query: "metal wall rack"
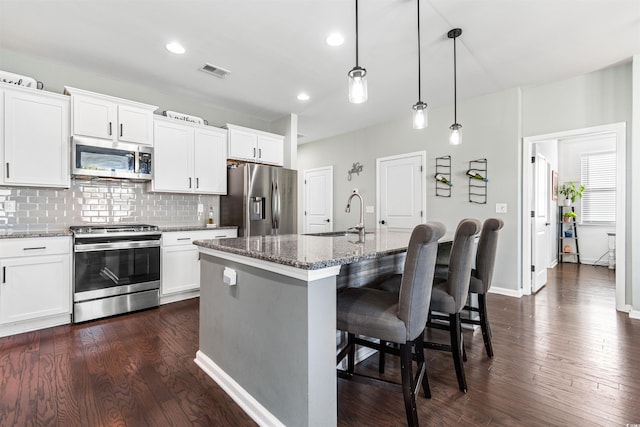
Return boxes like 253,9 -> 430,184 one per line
468,158 -> 487,204
435,155 -> 452,197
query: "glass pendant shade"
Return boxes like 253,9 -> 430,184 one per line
348,66 -> 368,104
412,101 -> 428,129
449,123 -> 462,145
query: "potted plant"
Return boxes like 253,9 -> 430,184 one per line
563,211 -> 577,222
559,181 -> 585,206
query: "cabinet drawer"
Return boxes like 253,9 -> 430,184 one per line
162,229 -> 237,247
0,236 -> 71,258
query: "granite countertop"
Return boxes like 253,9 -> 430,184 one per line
193,229 -> 416,270
0,229 -> 72,239
159,225 -> 238,233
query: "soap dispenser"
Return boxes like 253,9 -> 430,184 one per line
208,206 -> 215,226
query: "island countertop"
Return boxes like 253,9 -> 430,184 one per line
193,229 -> 417,270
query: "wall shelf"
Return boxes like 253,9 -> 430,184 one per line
468,158 -> 487,204
435,155 -> 452,197
558,205 -> 581,264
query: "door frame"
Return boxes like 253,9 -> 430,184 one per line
522,123 -> 626,311
302,166 -> 333,234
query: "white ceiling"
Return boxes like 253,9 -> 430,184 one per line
1,0 -> 639,143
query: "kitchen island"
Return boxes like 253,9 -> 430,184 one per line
193,230 -> 419,427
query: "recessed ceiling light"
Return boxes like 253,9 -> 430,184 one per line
326,33 -> 344,47
166,42 -> 186,54
297,93 -> 310,101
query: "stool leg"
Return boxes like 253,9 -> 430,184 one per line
347,333 -> 356,374
414,332 -> 430,398
478,294 -> 494,358
400,342 -> 419,427
379,340 -> 387,373
449,313 -> 467,393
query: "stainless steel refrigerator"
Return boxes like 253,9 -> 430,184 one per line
220,164 -> 297,237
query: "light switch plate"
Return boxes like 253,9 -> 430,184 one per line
495,203 -> 507,213
197,204 -> 204,213
365,206 -> 374,214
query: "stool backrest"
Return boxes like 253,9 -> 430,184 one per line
398,222 -> 446,341
475,218 -> 504,293
447,219 -> 482,313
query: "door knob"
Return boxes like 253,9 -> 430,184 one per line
325,219 -> 330,222
380,220 -> 386,225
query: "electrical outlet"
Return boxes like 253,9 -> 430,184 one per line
365,206 -> 374,214
197,204 -> 204,213
495,203 -> 507,214
4,200 -> 16,213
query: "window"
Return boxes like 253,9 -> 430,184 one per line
580,151 -> 616,223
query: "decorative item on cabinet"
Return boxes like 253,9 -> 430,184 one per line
468,158 -> 487,204
347,162 -> 363,181
0,69 -> 43,89
163,110 -> 208,125
435,155 -> 452,197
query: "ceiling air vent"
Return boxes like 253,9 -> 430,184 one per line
199,63 -> 231,79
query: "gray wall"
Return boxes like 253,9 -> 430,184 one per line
298,61 -> 635,298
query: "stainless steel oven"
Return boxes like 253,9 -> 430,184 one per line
71,224 -> 161,323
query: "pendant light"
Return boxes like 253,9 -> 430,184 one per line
412,0 -> 428,129
448,28 -> 462,145
348,0 -> 367,103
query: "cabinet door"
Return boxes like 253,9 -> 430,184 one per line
161,245 -> 200,295
72,94 -> 117,140
3,89 -> 70,187
194,128 -> 227,194
0,255 -> 71,324
258,134 -> 284,166
118,104 -> 154,145
228,127 -> 258,161
153,120 -> 193,192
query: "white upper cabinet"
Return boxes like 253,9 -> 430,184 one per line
151,116 -> 227,194
226,124 -> 284,166
65,86 -> 157,145
0,84 -> 70,188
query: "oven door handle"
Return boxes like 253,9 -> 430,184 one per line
74,240 -> 160,252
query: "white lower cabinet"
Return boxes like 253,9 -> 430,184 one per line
160,229 -> 237,304
0,236 -> 72,337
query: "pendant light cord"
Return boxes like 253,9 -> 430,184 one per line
355,0 -> 359,67
453,32 -> 457,123
417,0 -> 422,102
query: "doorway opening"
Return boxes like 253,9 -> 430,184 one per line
522,123 -> 626,311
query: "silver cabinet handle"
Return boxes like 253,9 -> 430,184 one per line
120,123 -> 123,137
189,177 -> 192,188
258,148 -> 262,158
5,162 -> 9,179
253,147 -> 256,158
23,246 -> 46,251
109,122 -> 112,136
177,237 -> 191,241
2,266 -> 5,284
196,177 -> 199,189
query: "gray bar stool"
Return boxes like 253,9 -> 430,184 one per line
336,222 -> 446,427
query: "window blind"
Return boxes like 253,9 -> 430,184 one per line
580,151 -> 616,223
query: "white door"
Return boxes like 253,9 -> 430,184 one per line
377,152 -> 425,229
532,153 -> 549,292
303,166 -> 333,233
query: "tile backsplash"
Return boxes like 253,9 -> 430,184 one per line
0,179 -> 219,232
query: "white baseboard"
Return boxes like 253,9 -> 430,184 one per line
629,309 -> 640,320
489,286 -> 523,298
160,290 -> 199,305
194,350 -> 285,427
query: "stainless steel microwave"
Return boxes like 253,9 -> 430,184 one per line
72,136 -> 152,181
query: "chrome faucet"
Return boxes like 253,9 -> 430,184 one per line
345,189 -> 365,240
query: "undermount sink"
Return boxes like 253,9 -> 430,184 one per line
304,230 -> 373,237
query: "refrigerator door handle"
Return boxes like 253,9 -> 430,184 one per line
271,180 -> 280,230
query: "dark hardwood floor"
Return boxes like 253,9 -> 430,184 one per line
1,264 -> 638,426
